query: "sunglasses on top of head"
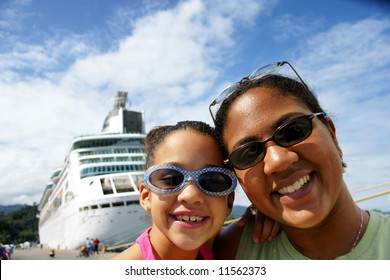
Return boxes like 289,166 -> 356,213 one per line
225,112 -> 326,170
144,164 -> 237,196
209,61 -> 309,124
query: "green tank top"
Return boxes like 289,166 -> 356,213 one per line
236,210 -> 390,259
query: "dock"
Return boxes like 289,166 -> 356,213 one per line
9,247 -> 118,260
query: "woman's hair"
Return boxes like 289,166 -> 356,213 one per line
214,74 -> 327,156
144,120 -> 219,168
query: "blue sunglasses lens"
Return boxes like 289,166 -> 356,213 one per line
148,168 -> 233,194
150,168 -> 184,189
198,171 -> 233,193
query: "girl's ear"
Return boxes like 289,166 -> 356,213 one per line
226,192 -> 235,216
139,183 -> 151,212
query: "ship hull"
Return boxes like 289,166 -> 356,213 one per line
38,193 -> 150,250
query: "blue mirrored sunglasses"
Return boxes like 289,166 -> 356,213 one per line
144,164 -> 237,196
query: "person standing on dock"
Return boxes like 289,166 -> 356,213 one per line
93,238 -> 100,254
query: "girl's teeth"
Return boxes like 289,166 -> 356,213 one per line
175,215 -> 205,222
278,174 -> 310,195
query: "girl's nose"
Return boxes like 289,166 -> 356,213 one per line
177,179 -> 205,204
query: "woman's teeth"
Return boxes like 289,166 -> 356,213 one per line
278,174 -> 310,195
175,215 -> 205,222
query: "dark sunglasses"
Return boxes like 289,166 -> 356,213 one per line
144,164 -> 237,196
225,113 -> 326,170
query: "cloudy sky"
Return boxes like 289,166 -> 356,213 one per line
1,0 -> 389,211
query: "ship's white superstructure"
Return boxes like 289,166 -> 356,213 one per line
38,92 -> 150,250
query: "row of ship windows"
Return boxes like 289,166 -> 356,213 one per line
79,148 -> 145,157
73,138 -> 144,150
80,164 -> 145,179
79,200 -> 140,211
80,156 -> 145,165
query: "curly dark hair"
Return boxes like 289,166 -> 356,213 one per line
144,120 -> 220,168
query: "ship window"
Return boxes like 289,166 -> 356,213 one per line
72,137 -> 145,151
100,203 -> 110,208
113,176 -> 134,193
101,178 -> 114,195
112,201 -> 124,207
81,163 -> 146,179
126,201 -> 140,205
83,206 -> 89,211
132,156 -> 143,161
90,205 -> 98,209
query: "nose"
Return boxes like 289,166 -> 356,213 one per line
177,178 -> 205,204
263,143 -> 298,175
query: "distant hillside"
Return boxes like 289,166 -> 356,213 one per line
0,204 -> 26,215
0,204 -> 39,244
227,204 -> 247,220
372,209 -> 390,215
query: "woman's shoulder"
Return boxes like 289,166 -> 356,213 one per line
368,210 -> 390,222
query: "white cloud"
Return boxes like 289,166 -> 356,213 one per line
0,0 -> 264,205
0,0 -> 32,30
294,18 -> 390,203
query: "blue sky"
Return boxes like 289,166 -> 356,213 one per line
1,0 -> 390,212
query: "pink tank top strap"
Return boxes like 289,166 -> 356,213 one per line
136,227 -> 157,260
199,243 -> 214,260
136,227 -> 215,260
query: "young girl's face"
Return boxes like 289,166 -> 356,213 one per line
140,130 -> 234,252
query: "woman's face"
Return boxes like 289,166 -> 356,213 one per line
140,130 -> 233,251
223,87 -> 343,228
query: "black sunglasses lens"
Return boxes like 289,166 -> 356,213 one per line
150,169 -> 184,189
198,171 -> 232,192
230,142 -> 265,170
274,116 -> 313,147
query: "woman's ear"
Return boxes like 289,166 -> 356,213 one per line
326,118 -> 343,158
139,183 -> 151,212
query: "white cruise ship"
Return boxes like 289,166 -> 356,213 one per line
38,91 -> 151,250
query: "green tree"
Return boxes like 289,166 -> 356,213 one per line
0,205 -> 39,244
